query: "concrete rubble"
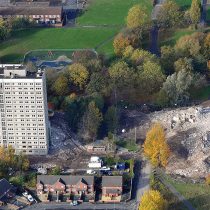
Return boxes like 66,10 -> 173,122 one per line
124,105 -> 210,178
150,106 -> 210,178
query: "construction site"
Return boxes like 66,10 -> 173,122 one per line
123,102 -> 210,178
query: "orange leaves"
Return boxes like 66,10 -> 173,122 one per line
113,33 -> 130,56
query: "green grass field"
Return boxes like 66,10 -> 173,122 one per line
167,177 -> 210,210
0,27 -> 119,63
77,0 -> 152,26
0,0 -> 154,62
175,0 -> 192,9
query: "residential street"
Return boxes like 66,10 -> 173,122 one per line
25,202 -> 132,210
131,158 -> 151,210
136,159 -> 151,203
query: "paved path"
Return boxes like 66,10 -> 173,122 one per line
150,0 -> 166,56
201,0 -> 207,25
149,25 -> 159,56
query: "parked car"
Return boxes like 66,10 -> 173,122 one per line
73,200 -> 78,206
86,170 -> 96,175
22,191 -> 28,197
27,195 -> 34,203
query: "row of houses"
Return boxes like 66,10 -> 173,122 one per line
0,0 -> 64,26
37,175 -> 123,203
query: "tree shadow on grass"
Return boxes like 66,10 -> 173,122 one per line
0,53 -> 23,63
187,194 -> 210,210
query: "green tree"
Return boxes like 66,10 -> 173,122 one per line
160,45 -> 177,75
190,0 -> 201,25
138,60 -> 165,95
104,106 -> 118,133
80,101 -> 103,141
139,190 -> 168,210
53,75 -> 69,96
109,61 -> 133,89
65,97 -> 87,132
16,153 -> 30,171
86,72 -> 110,96
68,63 -> 89,90
9,175 -> 25,187
157,0 -> 182,28
161,70 -> 205,105
51,166 -> 61,175
127,5 -> 150,29
130,49 -> 157,65
0,18 -> 10,40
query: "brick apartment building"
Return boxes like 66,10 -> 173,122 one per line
0,0 -> 63,26
101,176 -> 123,203
37,175 -> 95,202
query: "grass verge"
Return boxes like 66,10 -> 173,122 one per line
150,173 -> 188,210
165,175 -> 210,210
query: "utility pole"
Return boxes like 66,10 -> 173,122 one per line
135,127 -> 137,143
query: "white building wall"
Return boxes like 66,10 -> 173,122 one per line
0,74 -> 49,155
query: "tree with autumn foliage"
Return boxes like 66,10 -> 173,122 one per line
68,63 -> 89,90
139,190 -> 168,210
143,123 -> 170,167
190,0 -> 201,26
79,101 -> 103,141
0,146 -> 29,178
113,33 -> 130,56
205,174 -> 210,185
126,5 -> 150,29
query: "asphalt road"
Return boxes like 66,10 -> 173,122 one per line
25,203 -> 132,210
135,159 -> 151,203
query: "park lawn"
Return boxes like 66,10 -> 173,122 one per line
0,27 -> 119,63
159,28 -> 195,46
77,0 -> 153,26
167,177 -> 210,210
175,0 -> 192,9
97,37 -> 114,56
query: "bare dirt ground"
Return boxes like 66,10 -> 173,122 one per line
121,103 -> 210,178
29,112 -> 90,170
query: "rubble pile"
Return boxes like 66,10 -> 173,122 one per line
150,106 -> 210,178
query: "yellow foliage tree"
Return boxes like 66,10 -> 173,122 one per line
126,5 -> 150,29
123,45 -> 134,58
68,63 -> 89,90
205,174 -> 210,185
143,123 -> 170,167
139,190 -> 167,210
113,33 -> 130,56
